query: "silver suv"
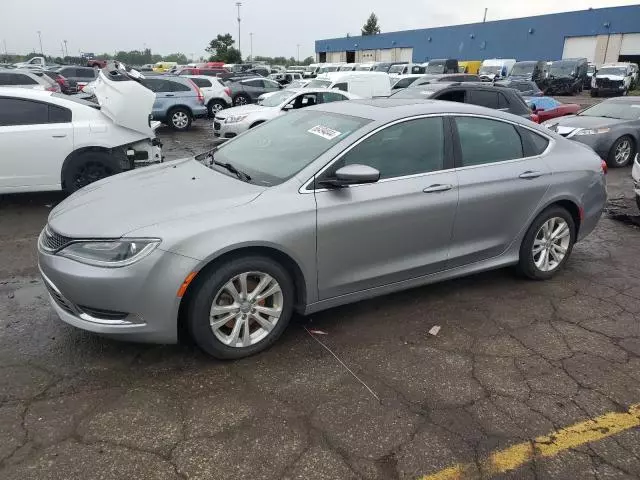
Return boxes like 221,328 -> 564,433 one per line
0,69 -> 60,92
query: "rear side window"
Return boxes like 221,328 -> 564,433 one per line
518,127 -> 550,156
468,90 -> 498,109
0,98 -> 49,126
167,80 -> 191,92
141,78 -> 163,92
455,117 -> 523,166
497,92 -> 510,109
13,74 -> 38,85
333,82 -> 348,92
242,79 -> 263,88
77,69 -> 96,79
49,104 -> 72,123
59,68 -> 74,77
0,73 -> 12,85
191,78 -> 212,88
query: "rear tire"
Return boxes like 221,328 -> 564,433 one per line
168,107 -> 192,131
607,136 -> 635,168
207,99 -> 227,117
187,256 -> 295,359
234,94 -> 250,106
62,150 -> 124,193
517,206 -> 576,280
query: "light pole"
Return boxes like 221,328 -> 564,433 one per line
37,31 -> 43,55
297,44 -> 300,63
235,2 -> 242,59
250,33 -> 253,62
63,39 -> 68,58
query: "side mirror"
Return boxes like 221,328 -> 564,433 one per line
283,103 -> 294,111
319,164 -> 380,188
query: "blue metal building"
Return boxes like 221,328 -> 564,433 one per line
315,5 -> 640,65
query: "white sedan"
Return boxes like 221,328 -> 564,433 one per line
213,88 -> 358,142
0,68 -> 161,194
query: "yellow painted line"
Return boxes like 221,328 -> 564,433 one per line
422,403 -> 640,480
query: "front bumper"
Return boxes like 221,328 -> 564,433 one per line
212,118 -> 250,141
632,154 -> 640,197
38,243 -> 200,344
569,134 -> 611,159
193,105 -> 208,119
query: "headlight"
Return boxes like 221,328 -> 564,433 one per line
575,128 -> 611,136
58,239 -> 161,267
225,114 -> 249,124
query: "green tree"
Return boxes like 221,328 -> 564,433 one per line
361,13 -> 381,35
206,34 -> 240,63
302,56 -> 315,65
164,53 -> 188,64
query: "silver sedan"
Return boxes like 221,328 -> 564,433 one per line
38,99 -> 607,359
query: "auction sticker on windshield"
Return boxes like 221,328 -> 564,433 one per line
308,125 -> 342,140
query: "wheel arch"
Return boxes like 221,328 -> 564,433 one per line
177,245 -> 308,343
249,120 -> 266,129
167,104 -> 194,116
60,146 -> 128,189
537,197 -> 582,237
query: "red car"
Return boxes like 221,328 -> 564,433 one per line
526,97 -> 581,123
177,67 -> 229,77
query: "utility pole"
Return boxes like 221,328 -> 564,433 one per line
297,44 -> 300,63
250,33 -> 253,62
483,8 -> 488,23
235,2 -> 242,59
37,30 -> 43,55
60,42 -> 65,58
63,39 -> 68,58
2,39 -> 7,61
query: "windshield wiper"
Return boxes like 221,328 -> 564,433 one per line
212,159 -> 252,182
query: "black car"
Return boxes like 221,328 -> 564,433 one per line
543,97 -> 640,168
508,60 -> 547,85
412,74 -> 481,86
495,79 -> 542,97
545,58 -> 588,95
391,82 -> 533,119
424,59 -> 459,74
225,77 -> 283,105
53,66 -> 97,92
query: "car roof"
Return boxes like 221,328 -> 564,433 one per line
0,68 -> 40,76
601,96 -> 640,104
311,98 -> 524,122
0,86 -> 52,97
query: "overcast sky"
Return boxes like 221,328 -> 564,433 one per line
3,0 -> 638,59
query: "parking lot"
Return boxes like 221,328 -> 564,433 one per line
1,91 -> 640,480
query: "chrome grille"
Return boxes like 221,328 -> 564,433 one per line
214,121 -> 222,131
41,226 -> 72,253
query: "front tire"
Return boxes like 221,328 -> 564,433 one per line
607,136 -> 635,168
591,90 -> 598,97
62,151 -> 124,193
187,256 -> 295,359
518,206 -> 576,280
168,107 -> 192,131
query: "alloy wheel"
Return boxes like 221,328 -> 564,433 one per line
211,103 -> 224,113
235,96 -> 248,106
209,272 -> 283,348
615,139 -> 632,166
172,111 -> 189,129
532,217 -> 571,272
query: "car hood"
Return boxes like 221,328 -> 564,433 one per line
596,75 -> 625,81
48,158 -> 265,238
542,115 -> 622,135
94,70 -> 155,137
216,104 -> 275,118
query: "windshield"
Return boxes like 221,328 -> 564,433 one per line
425,63 -> 445,74
289,80 -> 307,88
598,67 -> 628,76
479,65 -> 501,75
373,64 -> 391,72
258,90 -> 295,107
305,66 -> 316,72
388,64 -> 406,74
213,111 -> 370,186
578,101 -> 640,120
307,79 -> 332,88
510,63 -> 534,76
338,65 -> 354,71
550,62 -> 576,77
320,66 -> 339,73
356,65 -> 372,71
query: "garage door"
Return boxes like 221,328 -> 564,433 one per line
621,33 -> 640,55
378,49 -> 393,62
562,36 -> 597,62
397,48 -> 413,62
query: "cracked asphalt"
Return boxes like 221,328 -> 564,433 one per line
2,107 -> 640,479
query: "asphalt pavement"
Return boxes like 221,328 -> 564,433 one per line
1,95 -> 640,480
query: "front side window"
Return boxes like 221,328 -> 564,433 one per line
214,110 -> 370,186
468,90 -> 498,109
12,74 -> 38,85
0,98 -> 49,126
242,79 -> 263,88
455,117 -> 523,166
329,117 -> 445,180
319,92 -> 348,103
168,81 -> 191,92
333,82 -> 348,92
286,93 -> 318,109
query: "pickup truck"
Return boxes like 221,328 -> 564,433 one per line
14,56 -> 58,69
86,58 -> 108,69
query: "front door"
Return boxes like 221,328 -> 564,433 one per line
448,115 -> 551,267
0,97 -> 74,191
315,116 -> 458,300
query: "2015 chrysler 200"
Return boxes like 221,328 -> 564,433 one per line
38,99 -> 607,359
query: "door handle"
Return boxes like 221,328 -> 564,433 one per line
165,94 -> 175,97
52,134 -> 67,138
423,184 -> 453,193
519,171 -> 543,179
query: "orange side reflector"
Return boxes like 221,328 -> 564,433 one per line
177,272 -> 197,297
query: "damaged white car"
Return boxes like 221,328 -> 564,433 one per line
0,65 -> 161,194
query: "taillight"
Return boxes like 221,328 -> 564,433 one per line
530,113 -> 540,124
187,79 -> 204,103
45,85 -> 57,92
601,159 -> 608,174
224,87 -> 232,97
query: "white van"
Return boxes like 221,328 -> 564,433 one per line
479,59 -> 516,81
307,71 -> 391,98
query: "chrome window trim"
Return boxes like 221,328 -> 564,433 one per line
299,112 -> 554,194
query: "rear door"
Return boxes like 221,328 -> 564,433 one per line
448,115 -> 551,267
0,98 -> 74,191
314,116 -> 458,299
141,78 -> 165,118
